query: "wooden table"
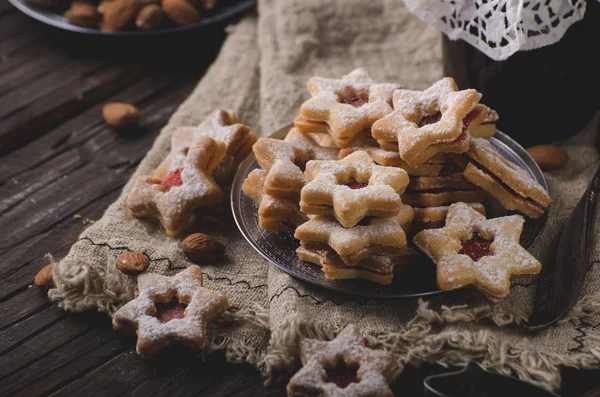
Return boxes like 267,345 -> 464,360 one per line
1,4 -> 599,396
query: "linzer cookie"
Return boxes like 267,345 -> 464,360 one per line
462,137 -> 551,218
155,109 -> 256,184
294,115 -> 372,148
413,202 -> 486,223
286,324 -> 402,397
301,151 -> 409,227
402,172 -> 485,207
413,202 -> 541,301
372,77 -> 488,166
297,246 -> 395,285
253,128 -> 339,199
126,136 -> 225,236
242,169 -> 307,231
296,68 -> 400,147
112,266 -> 229,358
339,138 -> 446,177
377,131 -> 472,167
468,108 -> 499,138
295,215 -> 407,266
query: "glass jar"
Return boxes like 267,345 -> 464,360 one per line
442,0 -> 599,147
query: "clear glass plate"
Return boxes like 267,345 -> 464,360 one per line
231,124 -> 549,298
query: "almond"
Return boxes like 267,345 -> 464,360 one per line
162,0 -> 201,25
64,1 -> 101,28
116,252 -> 150,275
101,0 -> 143,32
182,233 -> 225,262
136,4 -> 163,30
102,102 -> 141,128
34,264 -> 53,287
527,144 -> 569,171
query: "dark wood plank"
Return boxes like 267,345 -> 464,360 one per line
0,71 -> 202,300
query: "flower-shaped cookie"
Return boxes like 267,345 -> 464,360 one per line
126,136 -> 225,236
295,215 -> 407,266
372,77 -> 488,166
253,128 -> 339,199
298,68 -> 400,144
286,324 -> 402,397
301,151 -> 409,227
112,265 -> 229,358
154,109 -> 256,184
413,202 -> 542,301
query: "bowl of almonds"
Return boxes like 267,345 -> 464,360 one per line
9,0 -> 255,35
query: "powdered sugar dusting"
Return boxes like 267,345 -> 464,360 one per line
126,136 -> 224,236
372,77 -> 483,166
112,266 -> 228,358
287,324 -> 402,396
295,215 -> 407,256
301,69 -> 400,140
413,202 -> 541,300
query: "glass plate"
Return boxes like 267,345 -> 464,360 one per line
8,0 -> 255,37
231,124 -> 549,298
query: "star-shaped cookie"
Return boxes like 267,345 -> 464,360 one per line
372,77 -> 487,166
295,215 -> 407,266
112,265 -> 229,358
301,150 -> 409,227
286,324 -> 402,397
154,109 -> 256,184
413,202 -> 542,301
253,128 -> 339,199
126,136 -> 225,236
297,68 -> 400,145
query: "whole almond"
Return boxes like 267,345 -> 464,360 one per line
101,0 -> 142,32
182,233 -> 225,262
136,4 -> 163,30
116,252 -> 150,275
64,1 -> 101,28
102,102 -> 141,128
34,264 -> 53,287
527,144 -> 569,171
162,0 -> 202,25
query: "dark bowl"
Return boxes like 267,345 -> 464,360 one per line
8,0 -> 255,37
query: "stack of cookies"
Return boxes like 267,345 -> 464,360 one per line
126,109 -> 256,236
294,151 -> 413,285
243,68 -> 551,295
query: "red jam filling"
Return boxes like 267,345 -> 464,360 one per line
345,180 -> 368,190
338,91 -> 369,107
418,112 -> 442,127
363,338 -> 369,347
161,167 -> 184,191
459,233 -> 493,261
325,363 -> 359,388
461,109 -> 480,132
154,299 -> 187,323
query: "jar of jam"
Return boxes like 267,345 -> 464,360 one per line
442,0 -> 599,147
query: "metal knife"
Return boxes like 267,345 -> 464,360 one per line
526,165 -> 600,330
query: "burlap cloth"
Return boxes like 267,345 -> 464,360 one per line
49,1 -> 600,390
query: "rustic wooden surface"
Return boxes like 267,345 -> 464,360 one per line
1,4 -> 599,396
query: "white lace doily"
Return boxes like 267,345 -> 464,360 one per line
403,0 -> 588,60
